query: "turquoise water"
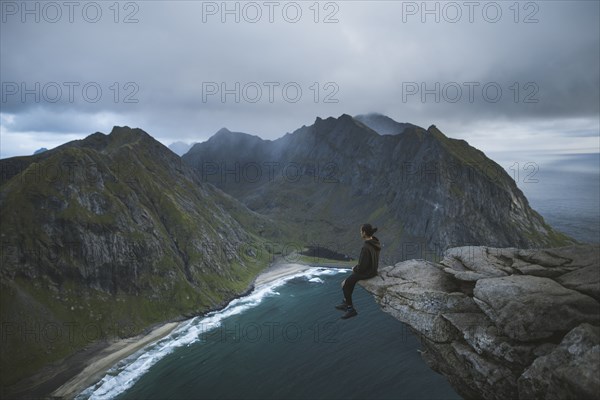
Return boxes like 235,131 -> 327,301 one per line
79,268 -> 461,400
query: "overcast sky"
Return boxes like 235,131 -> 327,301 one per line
1,0 -> 599,164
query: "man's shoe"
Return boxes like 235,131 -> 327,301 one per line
335,301 -> 348,311
341,307 -> 358,319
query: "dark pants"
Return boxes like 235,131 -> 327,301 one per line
342,273 -> 372,307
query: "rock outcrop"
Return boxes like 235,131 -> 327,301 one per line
361,244 -> 600,400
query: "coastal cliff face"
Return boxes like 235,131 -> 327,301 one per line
361,244 -> 600,400
0,127 -> 277,389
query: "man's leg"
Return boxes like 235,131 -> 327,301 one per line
335,279 -> 350,310
342,273 -> 361,307
340,274 -> 361,319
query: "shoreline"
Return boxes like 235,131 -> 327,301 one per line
51,322 -> 180,399
1,320 -> 182,400
252,262 -> 313,288
252,256 -> 352,288
17,258 -> 349,399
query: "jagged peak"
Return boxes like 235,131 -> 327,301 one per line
204,127 -> 265,148
427,124 -> 440,134
305,113 -> 383,140
427,125 -> 470,147
313,115 -> 336,125
215,127 -> 231,135
108,125 -> 148,136
106,126 -> 152,143
212,127 -> 264,140
110,125 -> 133,134
312,113 -> 360,127
51,125 -> 170,159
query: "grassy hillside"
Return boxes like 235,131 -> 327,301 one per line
0,127 -> 280,389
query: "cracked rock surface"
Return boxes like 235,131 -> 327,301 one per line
360,244 -> 600,400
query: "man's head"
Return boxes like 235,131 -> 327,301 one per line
360,223 -> 378,239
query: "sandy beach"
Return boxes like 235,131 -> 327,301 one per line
253,257 -> 351,288
252,262 -> 314,287
50,321 -> 180,399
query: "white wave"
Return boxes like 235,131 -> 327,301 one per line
77,266 -> 345,400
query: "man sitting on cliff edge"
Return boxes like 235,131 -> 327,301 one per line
335,224 -> 381,319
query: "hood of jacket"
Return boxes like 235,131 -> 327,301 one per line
365,236 -> 381,251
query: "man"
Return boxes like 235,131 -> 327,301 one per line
335,224 -> 381,319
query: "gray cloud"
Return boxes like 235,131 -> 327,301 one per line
1,0 -> 598,158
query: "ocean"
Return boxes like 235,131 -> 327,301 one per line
507,153 -> 599,244
77,267 -> 461,400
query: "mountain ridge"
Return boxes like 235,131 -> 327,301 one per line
183,114 -> 573,262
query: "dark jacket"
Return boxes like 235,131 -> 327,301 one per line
352,236 -> 381,278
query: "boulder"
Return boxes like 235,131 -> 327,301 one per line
518,323 -> 600,400
473,275 -> 600,341
360,244 -> 600,400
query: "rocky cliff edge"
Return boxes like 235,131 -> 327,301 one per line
360,244 -> 600,400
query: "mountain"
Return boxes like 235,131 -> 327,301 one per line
168,141 -> 194,156
183,114 -> 573,263
0,126 -> 278,389
354,112 -> 419,135
33,147 -> 48,155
